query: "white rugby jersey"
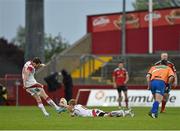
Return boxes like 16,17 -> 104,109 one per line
22,61 -> 37,88
72,104 -> 93,117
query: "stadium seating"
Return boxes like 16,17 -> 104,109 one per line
71,56 -> 112,78
91,54 -> 180,85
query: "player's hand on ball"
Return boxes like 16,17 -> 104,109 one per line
59,98 -> 67,107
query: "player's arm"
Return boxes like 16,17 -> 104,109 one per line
146,66 -> 153,90
39,63 -> 46,68
168,76 -> 175,85
36,64 -> 46,70
81,105 -> 88,110
166,76 -> 175,91
59,102 -> 73,112
124,71 -> 129,85
23,69 -> 31,87
112,71 -> 117,88
167,68 -> 175,90
172,64 -> 177,87
112,76 -> 117,88
146,73 -> 151,90
59,103 -> 75,117
174,72 -> 177,87
65,105 -> 73,111
66,106 -> 76,117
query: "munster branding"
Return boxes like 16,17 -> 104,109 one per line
104,95 -> 176,103
87,89 -> 180,107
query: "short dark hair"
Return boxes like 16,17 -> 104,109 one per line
61,69 -> 68,76
32,57 -> 42,64
160,59 -> 167,65
119,61 -> 124,64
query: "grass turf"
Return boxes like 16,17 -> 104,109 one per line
0,106 -> 179,130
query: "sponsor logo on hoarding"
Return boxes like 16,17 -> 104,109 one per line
93,16 -> 110,26
87,89 -> 180,107
144,11 -> 161,21
104,94 -> 176,103
95,90 -> 105,100
89,8 -> 180,32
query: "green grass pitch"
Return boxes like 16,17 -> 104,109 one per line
0,106 -> 179,130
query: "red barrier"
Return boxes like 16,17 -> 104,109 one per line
16,85 -> 180,106
88,8 -> 180,54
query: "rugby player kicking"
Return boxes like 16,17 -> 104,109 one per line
59,98 -> 134,117
22,57 -> 65,116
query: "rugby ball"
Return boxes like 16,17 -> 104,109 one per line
59,98 -> 67,106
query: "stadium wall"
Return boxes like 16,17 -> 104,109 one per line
91,25 -> 180,54
88,8 -> 180,54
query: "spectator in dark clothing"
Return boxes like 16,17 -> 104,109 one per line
0,84 -> 7,105
44,72 -> 61,92
61,69 -> 73,102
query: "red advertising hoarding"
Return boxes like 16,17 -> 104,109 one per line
89,8 -> 180,33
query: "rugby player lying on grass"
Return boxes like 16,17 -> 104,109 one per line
59,98 -> 134,117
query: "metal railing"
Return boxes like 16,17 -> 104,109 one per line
76,54 -> 180,85
79,55 -> 112,84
